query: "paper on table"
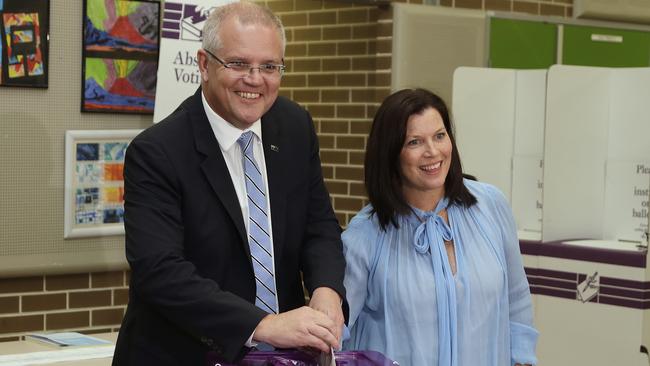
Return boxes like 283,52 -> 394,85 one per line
0,345 -> 114,366
26,332 -> 112,347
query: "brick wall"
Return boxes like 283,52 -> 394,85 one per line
0,271 -> 128,342
0,0 -> 572,342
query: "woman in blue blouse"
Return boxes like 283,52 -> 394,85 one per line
342,88 -> 538,366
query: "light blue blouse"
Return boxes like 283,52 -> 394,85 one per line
342,180 -> 538,366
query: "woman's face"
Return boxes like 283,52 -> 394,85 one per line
399,107 -> 452,208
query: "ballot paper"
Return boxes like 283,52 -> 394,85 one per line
25,332 -> 112,348
316,348 -> 336,366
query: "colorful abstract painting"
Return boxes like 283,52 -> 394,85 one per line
65,130 -> 141,238
0,0 -> 49,87
82,0 -> 159,114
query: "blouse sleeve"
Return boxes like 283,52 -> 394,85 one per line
485,184 -> 539,365
341,212 -> 374,338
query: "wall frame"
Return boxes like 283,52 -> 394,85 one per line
81,0 -> 160,114
0,0 -> 49,87
64,129 -> 141,238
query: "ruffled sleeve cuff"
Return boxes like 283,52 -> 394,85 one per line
511,321 -> 539,365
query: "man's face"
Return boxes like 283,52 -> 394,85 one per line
199,17 -> 283,129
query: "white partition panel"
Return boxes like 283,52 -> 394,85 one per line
453,67 -> 516,198
453,67 -> 546,236
542,65 -> 611,242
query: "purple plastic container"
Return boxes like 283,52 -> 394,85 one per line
206,350 -> 399,366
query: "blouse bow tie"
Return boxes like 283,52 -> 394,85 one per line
412,209 -> 458,366
413,212 -> 454,254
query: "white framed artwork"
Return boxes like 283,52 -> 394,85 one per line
64,129 -> 141,238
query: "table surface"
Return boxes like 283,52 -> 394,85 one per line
0,332 -> 117,365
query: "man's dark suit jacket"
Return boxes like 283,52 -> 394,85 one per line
113,88 -> 346,365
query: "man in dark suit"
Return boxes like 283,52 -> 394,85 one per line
113,2 -> 346,364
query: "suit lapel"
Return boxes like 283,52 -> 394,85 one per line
189,90 -> 249,257
261,111 -> 287,260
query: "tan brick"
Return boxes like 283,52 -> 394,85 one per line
69,290 -> 111,308
351,120 -> 372,134
323,26 -> 352,40
113,289 -> 129,306
352,57 -> 376,71
337,73 -> 365,87
91,271 -> 124,288
376,39 -> 392,54
322,58 -> 351,72
309,11 -> 337,25
321,150 -> 348,164
368,73 -> 391,87
22,293 -> 66,312
0,314 -> 43,333
286,43 -> 307,57
376,7 -> 392,20
294,89 -> 320,102
307,104 -> 335,118
376,56 -> 391,70
565,6 -> 573,17
284,29 -> 293,43
336,135 -> 365,149
0,336 -> 19,342
46,311 -> 89,330
295,0 -> 323,10
334,197 -> 365,211
325,180 -> 348,195
281,74 -> 306,87
485,0 -> 512,11
0,277 -> 42,294
513,1 -> 539,14
440,0 -> 452,5
351,89 -> 377,103
0,296 -> 19,314
308,43 -> 337,56
294,28 -> 322,42
92,308 -> 124,326
553,0 -> 572,3
324,1 -> 352,8
281,13 -> 308,27
278,89 -> 292,99
336,166 -> 364,180
352,24 -> 377,39
349,182 -> 367,197
455,0 -> 482,8
337,105 -> 366,119
338,41 -> 368,56
322,89 -> 349,102
367,105 -> 380,119
46,274 -> 88,291
349,151 -> 366,165
322,166 -> 334,179
339,9 -> 368,23
293,59 -> 321,72
321,120 -> 349,133
308,74 -> 336,87
540,3 -> 565,16
377,23 -> 392,37
267,0 -> 294,12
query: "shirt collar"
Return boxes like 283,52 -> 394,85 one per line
201,91 -> 262,151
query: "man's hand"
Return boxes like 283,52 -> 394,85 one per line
309,287 -> 344,348
253,306 -> 338,353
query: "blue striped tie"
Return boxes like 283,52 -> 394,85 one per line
237,131 -> 278,314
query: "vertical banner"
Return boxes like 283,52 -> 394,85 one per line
153,0 -> 235,123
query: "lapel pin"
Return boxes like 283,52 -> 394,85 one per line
270,145 -> 280,152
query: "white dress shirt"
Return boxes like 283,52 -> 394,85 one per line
201,92 -> 278,346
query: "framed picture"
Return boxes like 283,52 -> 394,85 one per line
64,129 -> 141,238
0,0 -> 49,87
81,0 -> 160,114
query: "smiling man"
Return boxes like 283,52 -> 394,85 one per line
112,2 -> 347,365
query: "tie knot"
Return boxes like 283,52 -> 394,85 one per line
238,131 -> 254,153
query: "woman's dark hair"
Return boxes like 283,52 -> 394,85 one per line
364,88 -> 477,230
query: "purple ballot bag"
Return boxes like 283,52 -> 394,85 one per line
206,350 -> 399,366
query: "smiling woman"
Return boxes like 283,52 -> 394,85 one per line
342,88 -> 539,366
